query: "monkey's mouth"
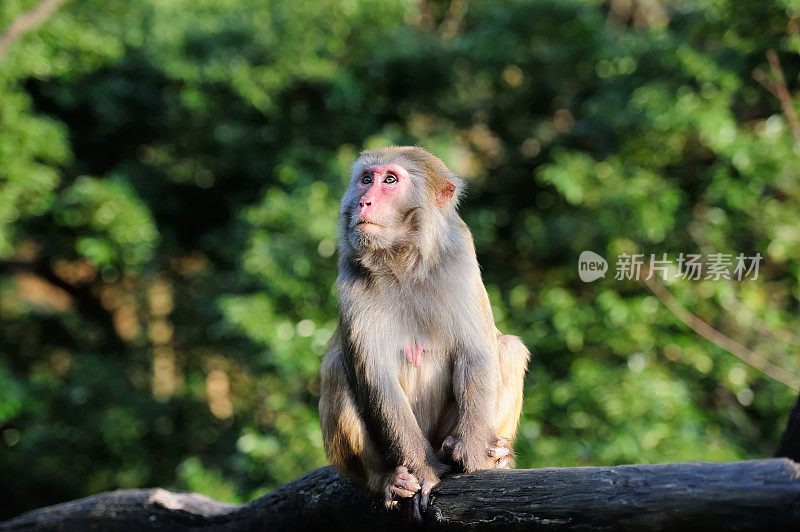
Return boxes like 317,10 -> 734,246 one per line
355,218 -> 385,231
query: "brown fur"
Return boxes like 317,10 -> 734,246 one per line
319,146 -> 529,505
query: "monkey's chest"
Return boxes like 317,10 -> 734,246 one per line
397,346 -> 455,441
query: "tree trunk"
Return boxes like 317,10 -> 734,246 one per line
4,458 -> 800,531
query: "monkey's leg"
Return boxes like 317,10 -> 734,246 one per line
320,348 -> 426,511
496,333 -> 529,440
492,333 -> 530,469
439,333 -> 529,470
319,349 -> 386,491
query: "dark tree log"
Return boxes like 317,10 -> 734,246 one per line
4,459 -> 800,531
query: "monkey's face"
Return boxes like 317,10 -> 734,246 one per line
344,160 -> 422,250
340,147 -> 461,258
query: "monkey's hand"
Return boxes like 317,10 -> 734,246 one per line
440,433 -> 499,472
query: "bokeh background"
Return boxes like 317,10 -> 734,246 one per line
2,0 -> 800,519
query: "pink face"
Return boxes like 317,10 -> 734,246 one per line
354,164 -> 412,232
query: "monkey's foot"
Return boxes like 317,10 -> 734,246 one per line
440,435 -> 514,469
385,466 -> 436,522
387,466 -> 421,503
404,343 -> 424,367
488,437 -> 514,469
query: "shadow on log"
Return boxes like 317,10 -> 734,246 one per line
776,392 -> 800,462
3,458 -> 800,531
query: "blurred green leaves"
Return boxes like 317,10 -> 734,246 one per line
57,177 -> 159,267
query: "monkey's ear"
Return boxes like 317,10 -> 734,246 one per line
436,180 -> 457,208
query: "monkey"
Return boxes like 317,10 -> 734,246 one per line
318,146 -> 529,518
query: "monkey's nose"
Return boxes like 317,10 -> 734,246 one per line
360,200 -> 372,207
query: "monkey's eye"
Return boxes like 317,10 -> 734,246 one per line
361,174 -> 373,184
384,173 -> 397,184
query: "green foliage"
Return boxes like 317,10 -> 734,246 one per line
58,176 -> 159,267
1,0 -> 799,518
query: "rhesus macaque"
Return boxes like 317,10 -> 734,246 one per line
319,146 -> 529,518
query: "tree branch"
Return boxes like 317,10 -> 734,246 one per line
3,460 -> 800,530
0,0 -> 67,59
642,273 -> 800,390
758,50 -> 800,153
